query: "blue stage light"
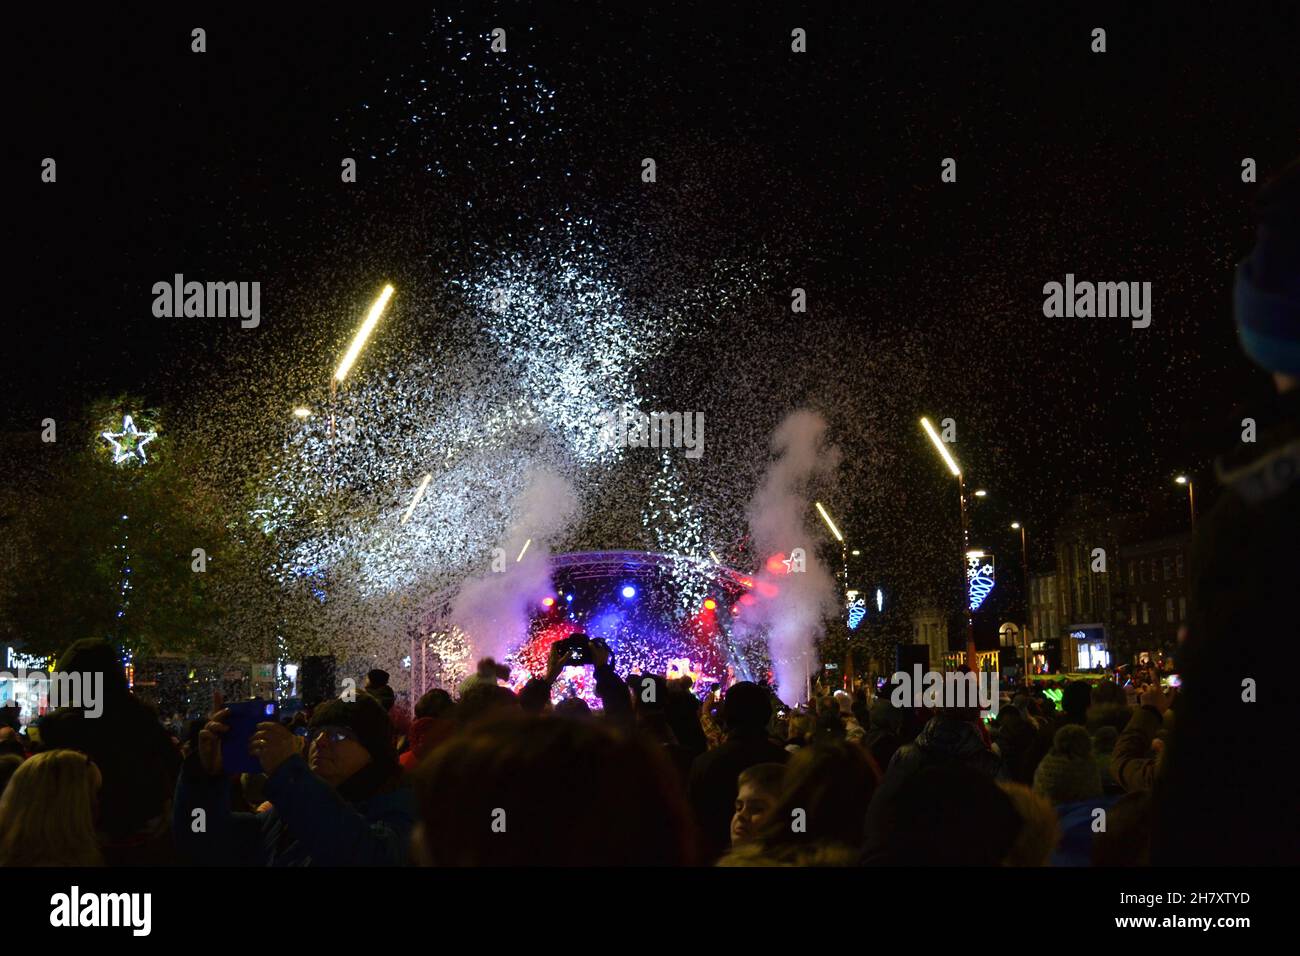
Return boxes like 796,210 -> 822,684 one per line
621,585 -> 636,599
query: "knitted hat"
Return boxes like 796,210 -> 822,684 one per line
310,692 -> 396,767
1033,724 -> 1103,805
1235,156 -> 1300,376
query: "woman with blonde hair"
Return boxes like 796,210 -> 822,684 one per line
0,749 -> 103,867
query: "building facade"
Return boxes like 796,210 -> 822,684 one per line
1115,533 -> 1192,664
1026,571 -> 1060,671
1049,497 -> 1138,671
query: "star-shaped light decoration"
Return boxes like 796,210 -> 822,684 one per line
101,415 -> 158,466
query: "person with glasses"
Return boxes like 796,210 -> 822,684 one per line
173,691 -> 415,866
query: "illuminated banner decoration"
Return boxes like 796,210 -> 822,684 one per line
845,590 -> 866,630
847,597 -> 866,630
966,551 -> 995,611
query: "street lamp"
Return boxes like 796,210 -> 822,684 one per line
335,284 -> 396,385
400,473 -> 433,525
815,501 -> 849,595
1174,475 -> 1196,528
974,489 -> 988,498
920,417 -> 977,672
1011,522 -> 1029,679
329,284 -> 396,489
292,407 -> 312,419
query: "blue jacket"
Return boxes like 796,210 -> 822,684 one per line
1051,794 -> 1123,867
173,753 -> 416,866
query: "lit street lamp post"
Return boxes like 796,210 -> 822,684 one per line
920,417 -> 977,672
1011,521 -> 1029,680
815,501 -> 848,595
1174,475 -> 1196,529
330,284 -> 395,492
815,501 -> 854,692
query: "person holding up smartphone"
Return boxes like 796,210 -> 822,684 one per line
517,635 -> 633,729
173,690 -> 416,866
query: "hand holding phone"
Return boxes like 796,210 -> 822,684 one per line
197,691 -> 229,776
249,719 -> 297,775
554,633 -> 592,667
220,699 -> 277,776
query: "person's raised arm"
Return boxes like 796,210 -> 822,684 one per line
173,691 -> 267,865
591,639 -> 634,731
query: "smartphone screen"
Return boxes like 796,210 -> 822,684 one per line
221,700 -> 276,775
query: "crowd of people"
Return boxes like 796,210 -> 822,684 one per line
0,629 -> 1288,866
0,156 -> 1295,868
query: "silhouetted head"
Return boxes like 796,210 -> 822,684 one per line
412,715 -> 695,865
414,688 -> 455,720
722,682 -> 772,735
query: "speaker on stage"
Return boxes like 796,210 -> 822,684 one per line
895,644 -> 930,674
301,655 -> 336,708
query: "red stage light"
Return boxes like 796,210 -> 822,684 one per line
766,554 -> 788,574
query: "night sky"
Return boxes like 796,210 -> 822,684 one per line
8,4 -> 1298,605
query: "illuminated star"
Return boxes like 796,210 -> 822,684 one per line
102,415 -> 157,465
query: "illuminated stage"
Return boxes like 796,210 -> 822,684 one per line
414,550 -> 772,705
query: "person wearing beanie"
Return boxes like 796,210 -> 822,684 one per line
1033,725 -> 1102,806
1034,724 -> 1122,866
1151,157 -> 1299,866
173,691 -> 416,866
